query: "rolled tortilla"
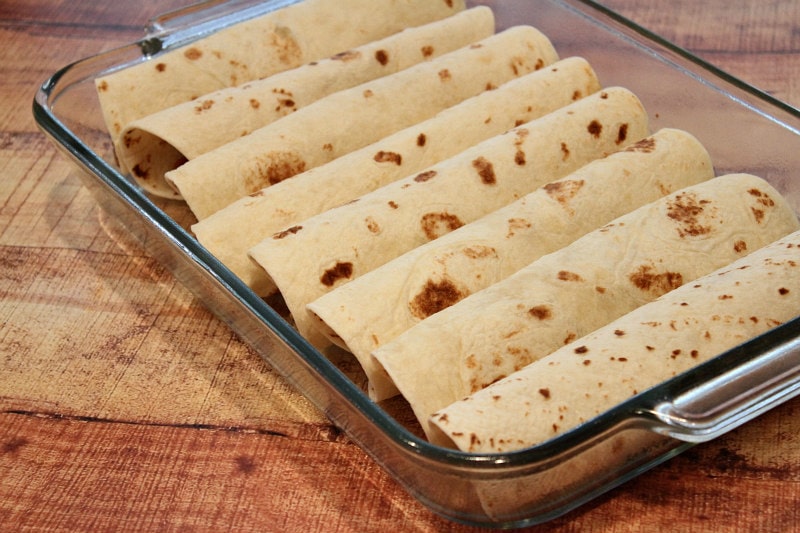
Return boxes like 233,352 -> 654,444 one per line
373,173 -> 800,439
430,227 -> 800,453
249,87 -> 649,348
308,128 -> 715,400
96,0 -> 467,158
116,7 -> 496,197
194,57 -> 602,295
166,25 -> 560,219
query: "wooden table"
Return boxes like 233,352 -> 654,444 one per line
2,1 -> 799,531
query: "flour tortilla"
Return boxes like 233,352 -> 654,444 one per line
194,57 -> 602,295
249,87 -> 649,348
116,8 -> 495,198
372,173 -> 800,439
167,25 -> 560,219
97,0 -> 466,178
308,128 -> 715,400
430,226 -> 800,452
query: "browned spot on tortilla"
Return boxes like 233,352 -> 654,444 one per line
421,45 -> 434,58
421,212 -> 464,240
560,142 -> 570,160
245,151 -> 307,191
510,128 -> 529,165
322,143 -> 333,152
410,279 -> 465,319
388,201 -> 398,209
365,216 -> 380,234
155,63 -> 166,73
510,56 -> 524,75
270,26 -> 302,65
629,264 -> 683,295
558,270 -> 583,282
748,187 -> 776,206
528,305 -> 553,320
470,433 -> 481,449
472,156 -> 496,185
248,98 -> 260,109
97,80 -> 108,92
506,218 -> 532,238
574,345 -> 589,354
194,99 -> 214,113
734,240 -> 748,253
544,179 -> 585,206
626,137 -> 656,153
414,170 -> 437,183
616,123 -> 629,144
332,50 -> 361,61
273,225 -> 302,239
320,262 -> 353,287
462,245 -> 497,260
438,69 -> 452,81
614,329 -> 625,336
779,287 -> 790,295
374,50 -> 389,65
539,388 -> 551,399
666,192 -> 713,237
374,151 -> 402,165
184,47 -> 202,60
123,133 -> 140,149
587,120 -> 602,138
363,89 -> 374,98
444,0 -> 453,7
417,133 -> 427,147
564,332 -> 577,345
131,164 -> 149,180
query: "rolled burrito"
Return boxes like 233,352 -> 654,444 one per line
194,57 -> 602,295
116,7 -> 496,197
96,0 -> 467,159
430,227 -> 800,452
372,173 -> 800,438
166,25 -> 560,219
249,87 -> 649,348
308,128 -> 715,400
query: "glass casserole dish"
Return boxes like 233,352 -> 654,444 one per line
32,0 -> 800,528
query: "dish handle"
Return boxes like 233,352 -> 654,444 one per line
142,0 -> 298,52
640,318 -> 800,443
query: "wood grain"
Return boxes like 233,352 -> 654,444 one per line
2,1 -> 799,531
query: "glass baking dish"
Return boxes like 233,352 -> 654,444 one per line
32,0 -> 800,527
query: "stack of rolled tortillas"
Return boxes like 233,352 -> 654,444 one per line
97,0 -> 800,453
